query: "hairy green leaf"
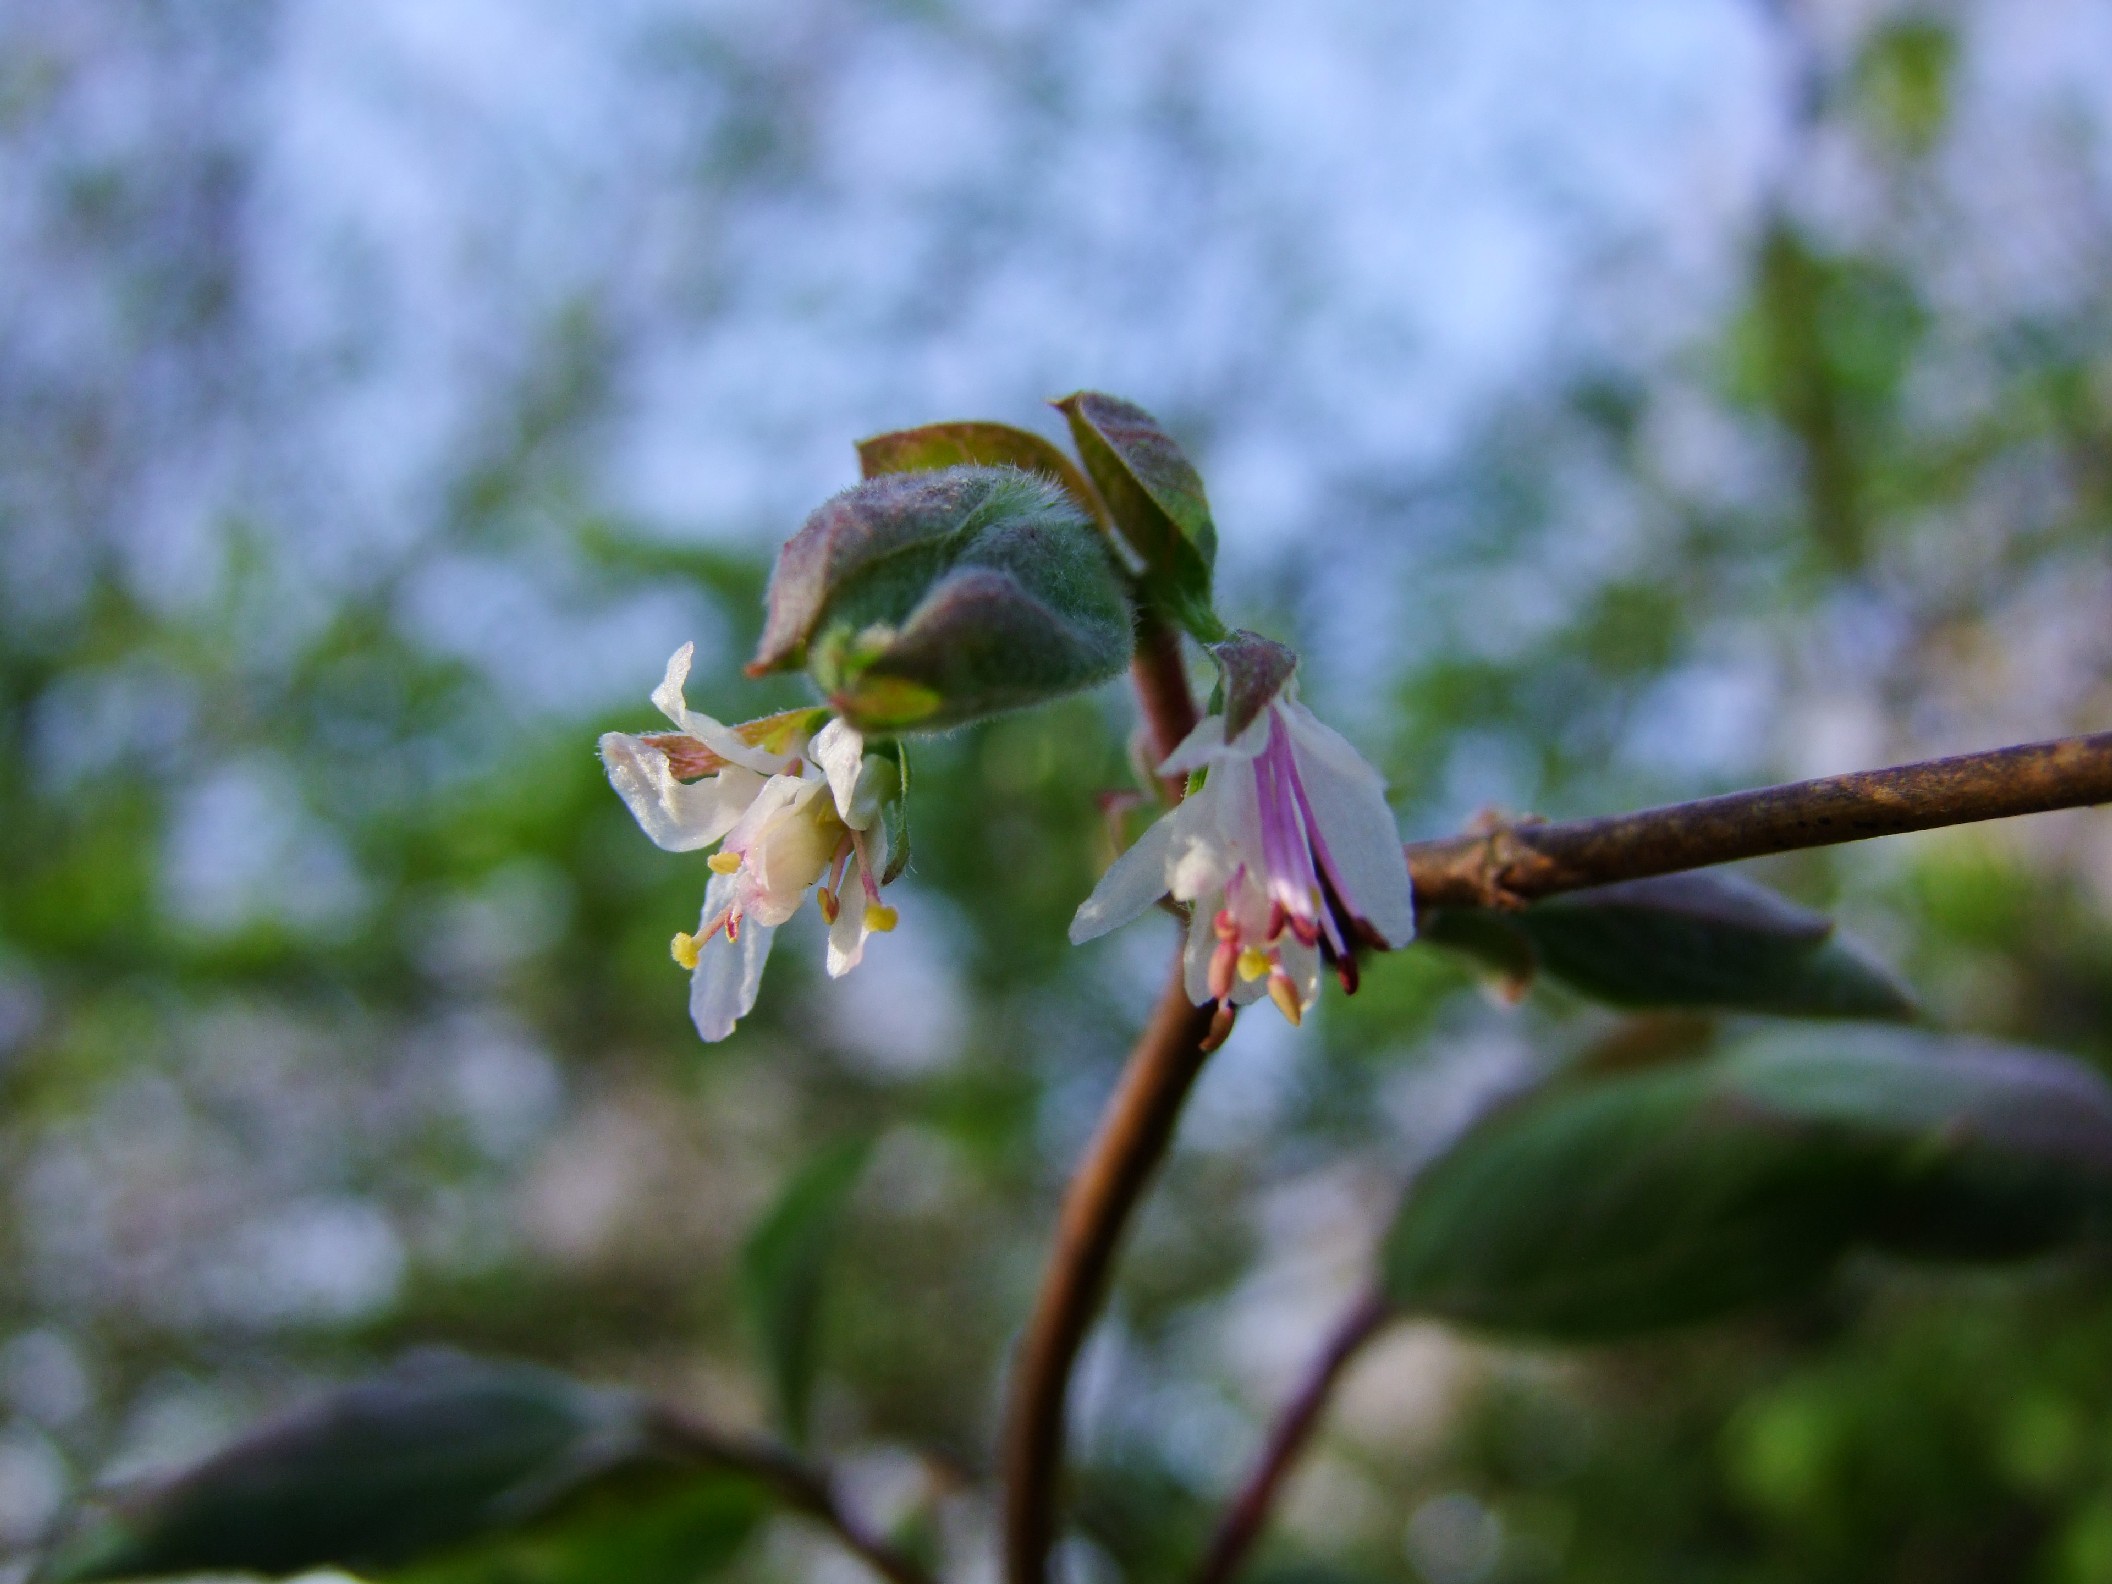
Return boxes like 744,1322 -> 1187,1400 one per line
1423,871 -> 1916,1020
41,1354 -> 659,1582
1055,391 -> 1221,639
1382,1028 -> 2112,1339
749,467 -> 1133,731
856,420 -> 1106,524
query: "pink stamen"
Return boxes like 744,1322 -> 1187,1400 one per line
850,829 -> 884,901
1208,939 -> 1238,1002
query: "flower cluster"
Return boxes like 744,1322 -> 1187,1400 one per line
1070,677 -> 1416,1025
600,643 -> 901,1041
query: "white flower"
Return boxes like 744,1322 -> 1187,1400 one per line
1069,684 -> 1415,1025
601,644 -> 901,1042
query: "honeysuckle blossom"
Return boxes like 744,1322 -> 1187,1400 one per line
601,643 -> 901,1042
1069,678 -> 1416,1026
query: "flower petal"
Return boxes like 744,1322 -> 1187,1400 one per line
1158,708 -> 1272,776
648,643 -> 790,776
1181,894 -> 1219,1006
1281,702 -> 1417,947
812,719 -> 890,830
1068,813 -> 1177,943
826,863 -> 873,978
650,642 -> 699,727
689,874 -> 777,1041
601,733 -> 768,851
1275,934 -> 1322,1014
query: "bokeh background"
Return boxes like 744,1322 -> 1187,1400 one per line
5,0 -> 2112,1579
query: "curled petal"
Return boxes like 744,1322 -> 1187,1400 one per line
650,643 -> 790,776
689,874 -> 777,1041
812,718 -> 892,831
1069,814 -> 1177,943
601,733 -> 767,852
1281,702 -> 1417,947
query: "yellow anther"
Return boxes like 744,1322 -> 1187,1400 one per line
816,887 -> 840,924
1236,946 -> 1270,982
707,850 -> 742,874
863,903 -> 899,934
669,932 -> 702,970
1267,972 -> 1304,1026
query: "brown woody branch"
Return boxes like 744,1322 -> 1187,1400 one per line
1190,1290 -> 1390,1584
1008,670 -> 2110,1584
1405,731 -> 2112,911
1003,614 -> 1214,1584
1002,964 -> 1220,1584
646,1405 -> 934,1584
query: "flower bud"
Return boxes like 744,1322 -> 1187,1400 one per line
749,466 -> 1133,732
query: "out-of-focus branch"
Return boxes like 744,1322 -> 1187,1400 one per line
1004,611 -> 1215,1584
1406,731 -> 2112,912
646,1406 -> 933,1584
1130,605 -> 1201,803
1003,962 -> 1219,1584
1190,1290 -> 1390,1584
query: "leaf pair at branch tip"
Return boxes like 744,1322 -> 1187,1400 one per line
748,466 -> 1133,733
856,393 -> 1227,645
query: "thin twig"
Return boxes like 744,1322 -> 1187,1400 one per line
646,1406 -> 934,1584
1406,731 -> 2112,911
1003,964 -> 1219,1584
1003,613 -> 1212,1584
1189,1291 -> 1391,1584
1130,605 -> 1201,803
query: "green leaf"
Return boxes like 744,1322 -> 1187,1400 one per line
1422,871 -> 1917,1020
739,1138 -> 872,1446
389,1468 -> 766,1584
1381,1028 -> 2112,1339
748,467 -> 1133,732
1382,1062 -> 1873,1339
856,420 -> 1107,525
1054,392 -> 1221,639
1725,1026 -> 2112,1262
40,1354 -> 679,1582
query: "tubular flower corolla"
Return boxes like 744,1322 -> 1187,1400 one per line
1069,683 -> 1416,1025
600,643 -> 900,1041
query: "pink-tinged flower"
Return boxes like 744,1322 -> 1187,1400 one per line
1069,675 -> 1415,1026
601,644 -> 901,1042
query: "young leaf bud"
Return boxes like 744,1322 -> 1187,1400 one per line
749,466 -> 1133,732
